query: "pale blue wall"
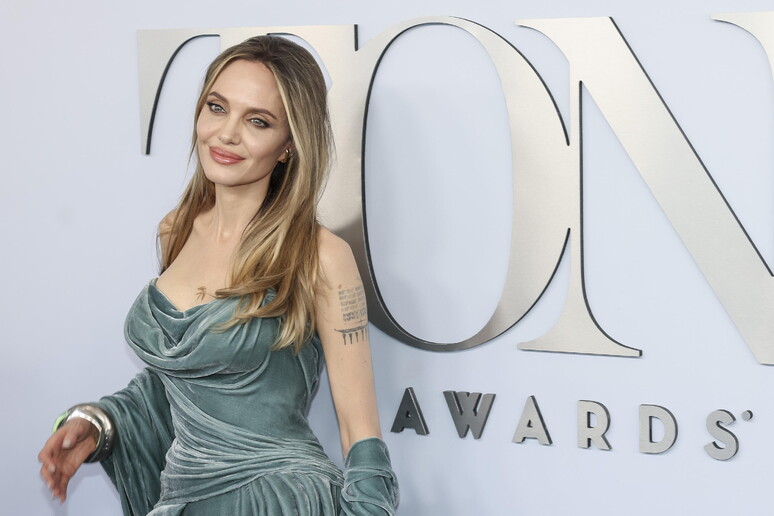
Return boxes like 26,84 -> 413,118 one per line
4,0 -> 774,514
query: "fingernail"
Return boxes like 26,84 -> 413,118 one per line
48,464 -> 56,473
62,438 -> 72,448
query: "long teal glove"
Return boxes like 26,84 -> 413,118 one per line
340,437 -> 399,515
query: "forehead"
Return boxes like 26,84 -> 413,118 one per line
209,59 -> 287,118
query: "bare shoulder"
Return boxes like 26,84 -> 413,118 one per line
158,209 -> 178,255
317,227 -> 359,283
159,209 -> 177,232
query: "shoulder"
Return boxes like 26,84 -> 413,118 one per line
159,210 -> 176,232
317,227 -> 360,285
157,209 -> 178,254
318,227 -> 353,263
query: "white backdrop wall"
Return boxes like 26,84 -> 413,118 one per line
4,0 -> 774,514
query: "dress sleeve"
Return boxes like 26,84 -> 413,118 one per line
96,368 -> 174,516
340,437 -> 400,515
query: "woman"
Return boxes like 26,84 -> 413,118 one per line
38,35 -> 398,515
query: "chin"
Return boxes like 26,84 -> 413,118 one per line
204,171 -> 272,192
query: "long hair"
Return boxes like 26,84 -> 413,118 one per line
160,35 -> 332,353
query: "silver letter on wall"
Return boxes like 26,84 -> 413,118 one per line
321,16 -> 637,356
512,395 -> 553,445
443,390 -> 496,439
639,404 -> 678,454
577,400 -> 612,450
518,14 -> 774,364
704,409 -> 739,461
390,387 -> 429,435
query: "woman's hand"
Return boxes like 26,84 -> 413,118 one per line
38,418 -> 99,502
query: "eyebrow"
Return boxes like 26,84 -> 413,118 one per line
207,91 -> 279,120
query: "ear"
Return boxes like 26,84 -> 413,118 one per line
278,147 -> 291,164
278,140 -> 295,163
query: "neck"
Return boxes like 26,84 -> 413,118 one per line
205,182 -> 270,242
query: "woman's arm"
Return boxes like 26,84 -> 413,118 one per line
315,229 -> 398,514
315,228 -> 381,456
39,369 -> 174,512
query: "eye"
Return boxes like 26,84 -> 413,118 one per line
206,102 -> 225,114
249,117 -> 269,128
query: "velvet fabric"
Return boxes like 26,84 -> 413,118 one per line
97,282 -> 398,515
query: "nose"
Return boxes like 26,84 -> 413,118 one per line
217,115 -> 241,145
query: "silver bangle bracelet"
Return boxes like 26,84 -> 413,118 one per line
55,404 -> 116,463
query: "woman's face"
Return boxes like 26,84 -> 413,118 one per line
196,59 -> 291,193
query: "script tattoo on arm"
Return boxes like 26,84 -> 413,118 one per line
334,285 -> 369,345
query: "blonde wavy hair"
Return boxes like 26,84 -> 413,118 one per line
160,35 -> 332,353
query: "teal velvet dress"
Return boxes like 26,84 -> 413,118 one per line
96,282 -> 398,515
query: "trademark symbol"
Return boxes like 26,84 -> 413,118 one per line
741,410 -> 753,421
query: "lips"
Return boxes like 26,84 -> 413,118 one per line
209,146 -> 245,165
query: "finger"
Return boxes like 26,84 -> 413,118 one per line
40,465 -> 55,493
37,450 -> 56,476
61,419 -> 89,449
40,463 -> 54,485
57,437 -> 94,501
40,450 -> 57,474
59,468 -> 75,502
38,441 -> 60,490
41,444 -> 68,497
61,423 -> 78,449
39,429 -> 65,461
39,432 -> 67,484
54,470 -> 70,502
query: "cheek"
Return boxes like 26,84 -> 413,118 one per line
195,117 -> 208,142
194,119 -> 212,163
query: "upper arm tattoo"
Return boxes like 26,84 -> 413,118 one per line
334,285 -> 369,344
